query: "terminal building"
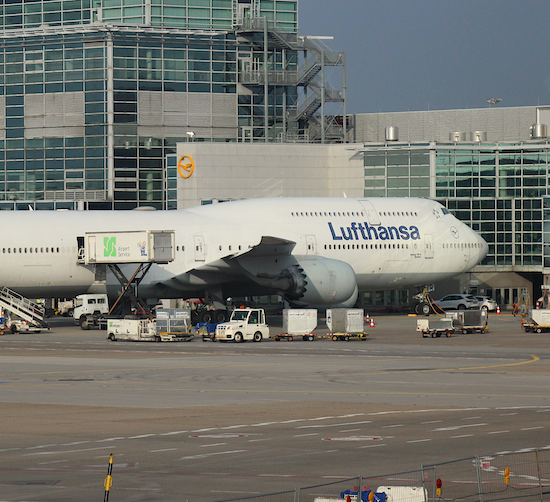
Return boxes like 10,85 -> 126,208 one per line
0,0 -> 547,308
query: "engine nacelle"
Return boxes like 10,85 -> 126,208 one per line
281,257 -> 358,306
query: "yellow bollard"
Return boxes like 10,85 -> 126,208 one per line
504,467 -> 510,484
103,453 -> 114,502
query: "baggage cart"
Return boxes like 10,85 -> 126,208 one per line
196,322 -> 220,341
273,309 -> 317,341
445,309 -> 488,334
155,308 -> 194,341
523,308 -> 550,333
326,308 -> 368,341
417,317 -> 454,338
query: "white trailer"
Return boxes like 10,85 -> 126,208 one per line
215,308 -> 269,342
523,308 -> 550,333
273,309 -> 317,341
106,318 -> 191,342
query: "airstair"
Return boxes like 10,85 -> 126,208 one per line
0,287 -> 48,327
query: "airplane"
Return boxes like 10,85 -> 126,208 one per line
0,197 -> 487,321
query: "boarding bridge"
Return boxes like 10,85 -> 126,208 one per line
0,287 -> 47,327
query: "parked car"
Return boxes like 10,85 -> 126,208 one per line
475,296 -> 497,311
435,294 -> 480,310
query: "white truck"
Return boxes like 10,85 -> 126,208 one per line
73,294 -> 110,330
215,308 -> 269,342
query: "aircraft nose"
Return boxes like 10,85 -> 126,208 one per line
473,229 -> 488,263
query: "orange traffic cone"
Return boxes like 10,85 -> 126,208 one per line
496,305 -> 500,314
369,318 -> 375,328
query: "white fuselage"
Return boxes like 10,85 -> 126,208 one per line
0,197 -> 487,304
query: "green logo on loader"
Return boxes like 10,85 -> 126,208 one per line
104,237 -> 116,257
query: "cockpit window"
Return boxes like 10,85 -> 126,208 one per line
441,207 -> 450,215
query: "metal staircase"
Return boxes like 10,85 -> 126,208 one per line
0,287 -> 48,327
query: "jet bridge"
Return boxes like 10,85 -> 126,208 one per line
77,230 -> 175,317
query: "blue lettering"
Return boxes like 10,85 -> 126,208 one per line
328,222 -> 342,240
328,221 -> 421,241
388,226 -> 399,239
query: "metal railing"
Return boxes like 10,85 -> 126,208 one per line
213,449 -> 550,502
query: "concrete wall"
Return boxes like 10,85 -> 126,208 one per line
175,142 -> 364,208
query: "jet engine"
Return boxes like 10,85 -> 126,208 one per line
255,256 -> 358,307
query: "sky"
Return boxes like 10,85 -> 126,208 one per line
298,0 -> 550,114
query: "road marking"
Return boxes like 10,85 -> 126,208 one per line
251,422 -> 277,427
451,434 -> 474,439
128,434 -> 156,439
434,423 -> 487,431
221,425 -> 247,429
96,437 -> 125,442
160,430 -> 188,436
308,416 -> 336,421
487,430 -> 509,435
180,449 -> 247,460
150,448 -> 178,453
23,446 -> 115,456
191,428 -> 218,432
421,420 -> 442,424
297,421 -> 372,429
294,433 -> 319,437
358,443 -> 387,449
382,424 -> 404,428
201,443 -> 227,448
407,439 -> 432,443
249,438 -> 272,442
521,427 -> 544,431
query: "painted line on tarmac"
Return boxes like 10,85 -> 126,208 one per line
179,449 -> 247,460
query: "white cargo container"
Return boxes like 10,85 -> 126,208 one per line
326,308 -> 364,334
83,230 -> 174,264
273,309 -> 317,341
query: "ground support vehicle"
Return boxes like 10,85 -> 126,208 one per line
446,309 -> 488,334
196,322 -> 221,341
155,308 -> 193,341
273,309 -> 317,341
326,308 -> 367,341
106,318 -> 193,342
417,317 -> 454,337
215,308 -> 269,342
522,308 -> 550,333
73,294 -> 110,330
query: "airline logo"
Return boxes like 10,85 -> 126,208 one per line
328,222 -> 421,241
178,155 -> 194,178
104,236 -> 117,257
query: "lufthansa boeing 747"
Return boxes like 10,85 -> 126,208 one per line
0,197 -> 487,314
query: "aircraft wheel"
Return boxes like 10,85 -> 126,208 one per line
420,303 -> 431,316
201,311 -> 213,323
234,332 -> 243,343
253,332 -> 262,342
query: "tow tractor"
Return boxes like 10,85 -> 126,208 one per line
215,308 -> 269,342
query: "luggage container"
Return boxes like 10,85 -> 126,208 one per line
523,308 -> 550,333
155,308 -> 194,341
273,309 -> 317,341
417,317 -> 454,338
446,309 -> 488,334
326,308 -> 367,341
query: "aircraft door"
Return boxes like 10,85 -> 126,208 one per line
358,200 -> 381,225
306,234 -> 317,255
88,235 -> 96,262
424,234 -> 434,259
193,235 -> 205,262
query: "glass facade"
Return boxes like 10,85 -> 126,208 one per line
0,0 -> 311,209
362,141 -> 550,271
